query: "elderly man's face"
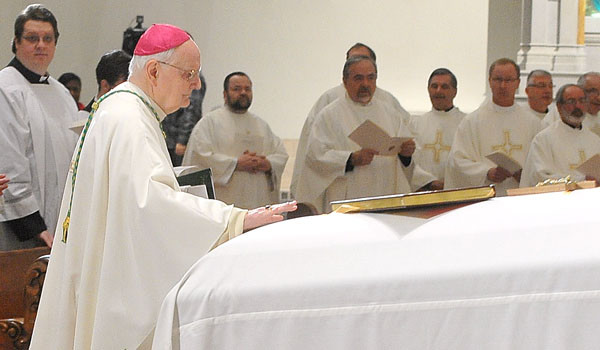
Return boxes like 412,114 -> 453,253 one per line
558,86 -> 587,127
343,60 -> 377,105
155,40 -> 201,114
428,74 -> 457,111
14,20 -> 56,75
489,63 -> 520,107
525,75 -> 553,112
224,75 -> 253,113
582,75 -> 600,115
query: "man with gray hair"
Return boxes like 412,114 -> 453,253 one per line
524,69 -> 556,120
542,72 -> 600,134
290,43 -> 410,199
295,56 -> 433,213
521,84 -> 600,187
31,24 -> 296,349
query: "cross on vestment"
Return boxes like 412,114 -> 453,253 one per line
569,150 -> 587,169
492,130 -> 522,157
423,130 -> 451,163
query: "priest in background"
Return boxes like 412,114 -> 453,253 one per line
410,68 -> 465,191
542,72 -> 600,135
0,4 -> 78,250
524,69 -> 556,121
30,24 -> 296,349
445,58 -> 541,196
290,43 -> 411,199
521,84 -> 600,187
83,49 -> 132,112
182,71 -> 288,209
297,56 -> 434,213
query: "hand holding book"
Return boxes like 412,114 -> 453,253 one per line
349,120 -> 412,156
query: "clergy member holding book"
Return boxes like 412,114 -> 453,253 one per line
295,56 -> 434,213
445,58 -> 541,196
521,84 -> 600,187
31,24 -> 296,349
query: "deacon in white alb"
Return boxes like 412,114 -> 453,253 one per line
521,84 -> 600,187
410,68 -> 465,190
445,58 -> 542,195
290,43 -> 410,198
0,5 -> 78,250
183,72 -> 288,209
296,56 -> 434,213
30,24 -> 296,350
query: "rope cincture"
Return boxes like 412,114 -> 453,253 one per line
61,89 -> 165,243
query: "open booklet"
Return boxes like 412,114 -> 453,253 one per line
348,120 -> 412,156
576,153 -> 600,180
330,185 -> 496,217
485,151 -> 522,174
173,166 -> 215,199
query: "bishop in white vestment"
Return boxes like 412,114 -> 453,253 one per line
183,73 -> 288,209
521,84 -> 600,187
30,25 -> 295,350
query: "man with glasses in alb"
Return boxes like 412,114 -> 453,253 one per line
445,58 -> 542,195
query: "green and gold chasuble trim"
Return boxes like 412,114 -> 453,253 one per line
62,89 -> 165,243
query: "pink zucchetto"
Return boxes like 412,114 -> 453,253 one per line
133,24 -> 190,56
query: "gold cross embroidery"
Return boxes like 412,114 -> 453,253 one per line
492,130 -> 522,157
423,130 -> 451,163
569,150 -> 587,169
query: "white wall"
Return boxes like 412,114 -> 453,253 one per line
3,0 -> 491,139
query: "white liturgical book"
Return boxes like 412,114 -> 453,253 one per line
485,151 -> 522,174
180,185 -> 209,199
173,165 -> 200,177
69,118 -> 87,135
576,153 -> 600,180
348,120 -> 411,156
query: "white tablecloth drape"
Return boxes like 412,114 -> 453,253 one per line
153,188 -> 600,350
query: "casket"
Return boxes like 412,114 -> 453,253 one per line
153,187 -> 600,349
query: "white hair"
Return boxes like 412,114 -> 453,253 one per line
128,48 -> 176,78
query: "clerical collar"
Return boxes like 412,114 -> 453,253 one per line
561,119 -> 582,130
433,106 -> 454,113
7,57 -> 49,84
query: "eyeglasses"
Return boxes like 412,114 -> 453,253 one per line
563,98 -> 587,105
157,61 -> 200,82
584,88 -> 600,96
527,83 -> 555,89
491,77 -> 518,84
21,34 -> 55,44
